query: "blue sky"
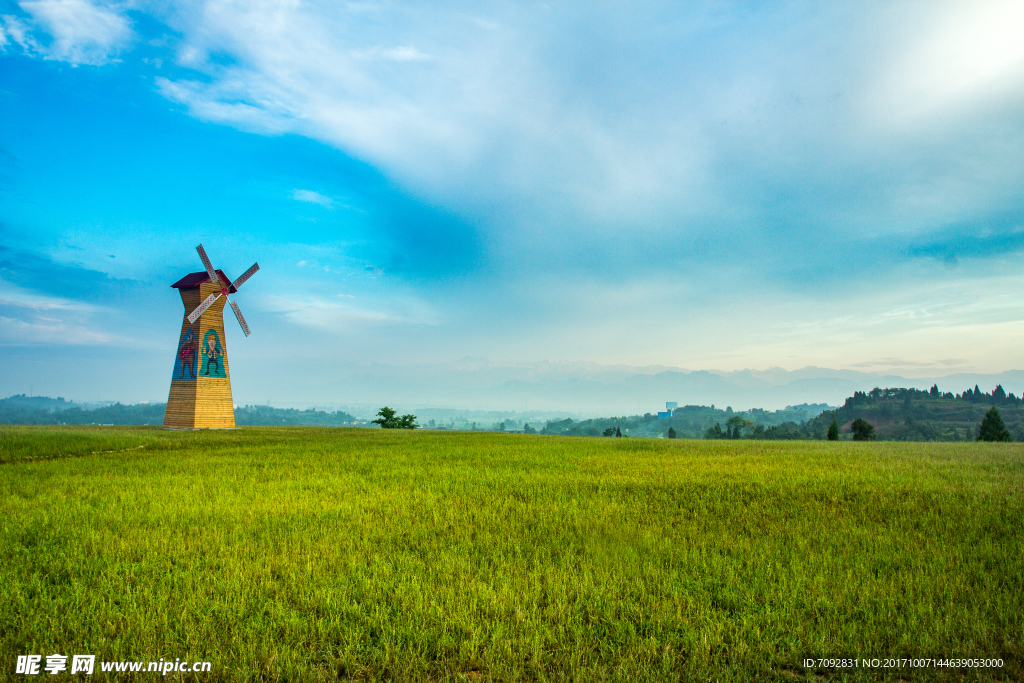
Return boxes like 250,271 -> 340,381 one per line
1,0 -> 1022,407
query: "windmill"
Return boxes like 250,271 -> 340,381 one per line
164,244 -> 259,429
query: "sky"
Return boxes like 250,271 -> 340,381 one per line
1,0 -> 1022,409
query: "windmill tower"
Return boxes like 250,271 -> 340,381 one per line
164,244 -> 259,429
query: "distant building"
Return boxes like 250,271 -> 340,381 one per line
658,402 -> 678,419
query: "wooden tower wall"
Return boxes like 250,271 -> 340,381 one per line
164,278 -> 235,429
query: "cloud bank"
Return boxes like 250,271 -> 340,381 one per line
2,1 -> 1023,400
4,0 -> 133,65
143,2 -> 1024,259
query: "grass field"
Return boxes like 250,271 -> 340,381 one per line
1,427 -> 1022,681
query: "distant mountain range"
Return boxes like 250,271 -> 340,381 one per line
7,361 -> 1023,418
291,359 -> 1024,416
5,378 -> 1021,441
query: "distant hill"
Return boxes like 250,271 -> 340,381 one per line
270,358 -> 1024,413
784,403 -> 833,415
0,396 -> 356,427
805,385 -> 1024,442
535,403 -> 834,439
0,394 -> 76,412
0,395 -> 165,425
535,384 -> 1022,442
3,385 -> 1020,440
233,405 -> 357,426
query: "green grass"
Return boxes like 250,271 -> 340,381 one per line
1,427 -> 1022,681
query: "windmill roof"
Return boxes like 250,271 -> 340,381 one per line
171,270 -> 235,292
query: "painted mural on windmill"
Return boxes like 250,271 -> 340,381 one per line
164,244 -> 259,429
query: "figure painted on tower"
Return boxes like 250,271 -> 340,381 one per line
201,329 -> 227,378
173,328 -> 197,381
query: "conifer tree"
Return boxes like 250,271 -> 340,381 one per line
977,406 -> 1011,442
827,414 -> 839,441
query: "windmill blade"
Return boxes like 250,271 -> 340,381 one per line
187,293 -> 221,324
231,262 -> 260,291
229,299 -> 251,336
196,244 -> 220,285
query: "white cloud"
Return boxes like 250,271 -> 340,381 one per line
864,0 -> 1024,128
17,0 -> 133,65
259,288 -> 437,332
351,45 -> 430,62
8,2 -> 1023,373
0,278 -> 111,345
380,45 -> 429,62
0,315 -> 111,344
154,76 -> 296,134
0,14 -> 37,51
261,293 -> 393,329
136,1 -> 1024,375
0,279 -> 97,312
291,189 -> 333,207
147,2 -> 1023,262
151,3 -> 712,230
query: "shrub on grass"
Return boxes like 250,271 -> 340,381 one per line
851,418 -> 875,441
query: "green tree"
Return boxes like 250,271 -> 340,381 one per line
827,414 -> 839,441
667,427 -> 677,439
977,406 -> 1011,442
615,426 -> 622,437
372,406 -> 418,429
725,415 -> 748,439
523,423 -> 536,434
372,406 -> 399,428
851,418 -> 875,441
704,423 -> 724,439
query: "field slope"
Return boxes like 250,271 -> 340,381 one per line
1,427 -> 1022,681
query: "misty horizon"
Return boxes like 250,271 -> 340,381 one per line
6,360 -> 1022,420
2,2 -> 1022,408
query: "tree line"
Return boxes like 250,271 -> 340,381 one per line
0,395 -> 356,426
845,384 -> 1021,408
701,384 -> 1021,442
4,386 -> 1021,442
